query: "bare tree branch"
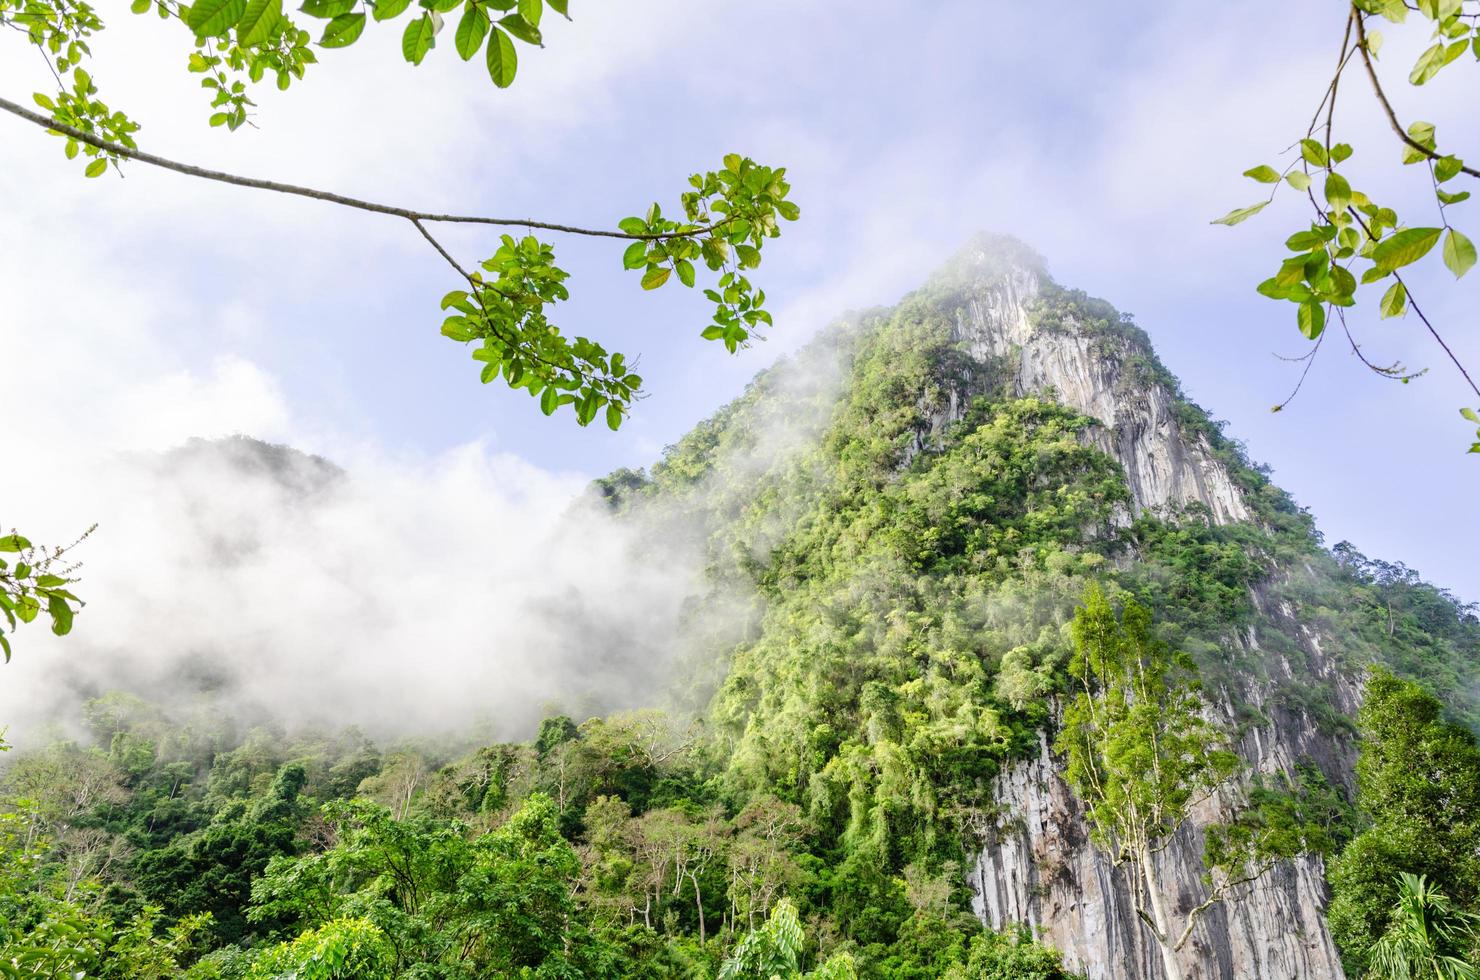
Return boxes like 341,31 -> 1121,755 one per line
0,93 -> 725,241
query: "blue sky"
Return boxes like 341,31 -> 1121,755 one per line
2,0 -> 1477,603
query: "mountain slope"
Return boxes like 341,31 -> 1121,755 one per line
605,234 -> 1480,979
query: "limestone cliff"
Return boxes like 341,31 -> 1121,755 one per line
933,237 -> 1350,979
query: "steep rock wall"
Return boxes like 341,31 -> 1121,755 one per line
968,602 -> 1355,980
936,244 -> 1249,525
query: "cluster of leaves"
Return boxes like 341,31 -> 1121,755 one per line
621,155 -> 800,353
1226,133 -> 1472,344
0,527 -> 90,662
436,155 -> 799,430
292,0 -> 564,90
1,0 -> 142,177
439,235 -> 643,429
717,899 -> 857,980
1214,0 -> 1480,438
4,0 -> 567,146
1368,872 -> 1479,980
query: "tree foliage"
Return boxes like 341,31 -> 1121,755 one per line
1217,0 -> 1480,441
0,0 -> 800,431
1328,668 -> 1480,973
1056,585 -> 1314,974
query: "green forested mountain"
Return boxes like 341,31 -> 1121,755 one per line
3,237 -> 1479,979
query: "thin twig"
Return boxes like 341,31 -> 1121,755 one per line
409,217 -> 472,280
1346,207 -> 1480,399
1396,270 -> 1480,398
1335,306 -> 1418,380
0,93 -> 722,241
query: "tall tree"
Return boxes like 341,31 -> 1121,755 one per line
1055,585 -> 1309,979
1328,667 -> 1480,973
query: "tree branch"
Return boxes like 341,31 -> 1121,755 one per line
1345,206 -> 1480,399
0,93 -> 721,241
1353,10 -> 1480,180
1173,861 -> 1276,952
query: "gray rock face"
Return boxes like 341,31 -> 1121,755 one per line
937,239 -> 1349,979
939,243 -> 1248,525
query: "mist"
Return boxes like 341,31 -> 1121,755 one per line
0,431 -> 729,746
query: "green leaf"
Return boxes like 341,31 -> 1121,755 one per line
641,266 -> 671,290
621,241 -> 646,270
1210,201 -> 1268,226
605,404 -> 623,431
1462,407 -> 1480,423
47,595 -> 72,636
517,0 -> 540,27
498,13 -> 540,44
1408,120 -> 1436,149
1371,226 -> 1442,271
454,4 -> 489,59
402,13 -> 435,64
0,536 -> 30,553
617,217 -> 647,235
539,385 -> 558,416
319,11 -> 366,46
1435,155 -> 1463,183
1331,143 -> 1353,164
1379,280 -> 1407,318
1410,42 -> 1447,84
237,0 -> 282,46
675,259 -> 695,287
700,325 -> 725,340
1324,172 -> 1351,213
1286,171 -> 1311,192
1243,165 -> 1281,184
1296,301 -> 1326,340
186,0 -> 247,35
548,0 -> 569,16
1285,230 -> 1326,251
1443,228 -> 1476,278
485,25 -> 517,86
441,318 -> 478,342
82,158 -> 107,178
299,0 -> 355,16
1437,188 -> 1471,205
373,0 -> 412,18
1300,139 -> 1329,168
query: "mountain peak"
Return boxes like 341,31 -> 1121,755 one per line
924,232 -> 1048,293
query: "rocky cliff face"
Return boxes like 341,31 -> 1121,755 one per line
931,239 -> 1249,526
934,238 -> 1350,979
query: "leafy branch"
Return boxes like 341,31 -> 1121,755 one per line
0,526 -> 94,663
0,0 -> 800,430
1213,0 -> 1480,449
